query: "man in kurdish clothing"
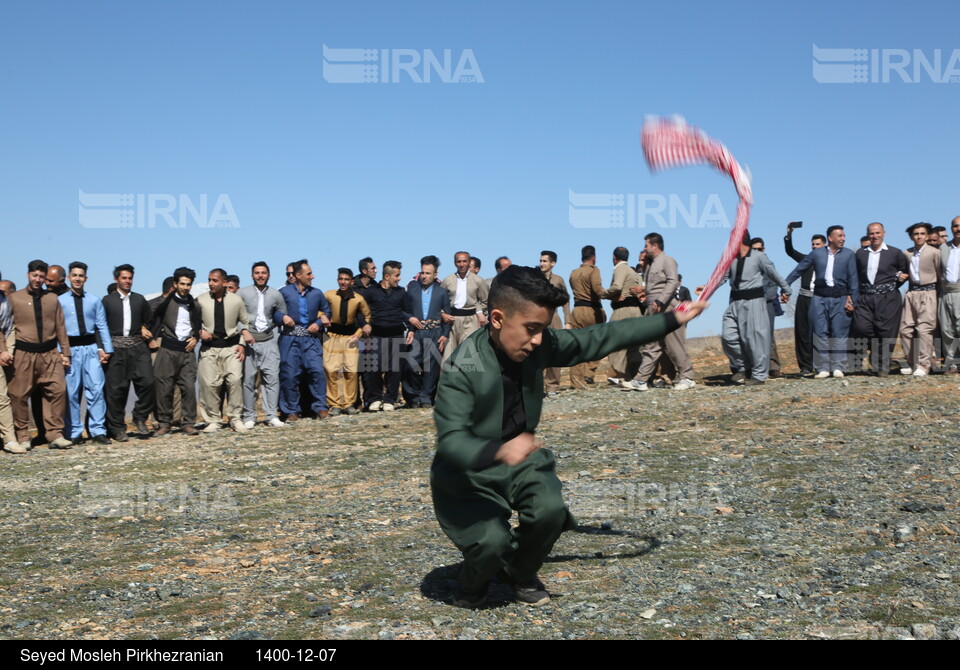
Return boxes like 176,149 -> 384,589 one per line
278,260 -> 332,421
324,268 -> 371,416
0,279 -> 19,452
102,264 -> 156,442
431,266 -> 706,607
900,222 -> 942,377
852,223 -> 909,376
940,217 -> 960,373
600,247 -> 643,384
539,251 -> 572,396
440,252 -> 489,364
361,260 -> 407,412
402,256 -> 450,409
196,269 -> 251,432
58,262 -> 112,445
783,224 -> 826,376
2,261 -> 73,452
785,225 -> 859,378
151,267 -> 201,437
718,232 -> 791,386
238,261 -> 287,428
566,245 -> 605,389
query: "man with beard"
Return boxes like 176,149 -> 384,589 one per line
239,262 -> 287,428
151,267 -> 201,436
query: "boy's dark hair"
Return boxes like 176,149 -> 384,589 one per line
383,260 -> 402,274
358,257 -> 374,273
470,256 -> 481,270
226,274 -> 241,286
28,259 -> 48,274
173,267 -> 196,283
613,247 -> 629,262
644,233 -> 664,250
68,261 -> 88,274
161,276 -> 176,293
812,234 -> 826,244
826,225 -> 844,238
540,250 -> 557,263
251,261 -> 270,273
581,245 -> 595,261
489,265 -> 569,315
420,255 -> 440,270
113,264 -> 134,279
337,267 -> 353,278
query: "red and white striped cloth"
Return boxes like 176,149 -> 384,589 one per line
641,116 -> 752,307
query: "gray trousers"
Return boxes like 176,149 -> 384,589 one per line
635,310 -> 694,382
939,289 -> 960,368
243,338 -> 281,423
722,298 -> 771,381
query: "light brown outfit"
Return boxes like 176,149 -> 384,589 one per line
601,261 -> 643,379
634,252 -> 695,383
196,292 -> 249,424
567,263 -> 606,389
0,309 -> 14,444
900,245 -> 941,373
543,272 -> 572,392
440,272 -> 488,363
323,289 -> 371,410
6,288 -> 71,442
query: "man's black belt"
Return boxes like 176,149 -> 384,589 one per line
327,322 -> 358,336
203,334 -> 241,349
611,296 -> 642,310
15,339 -> 58,354
371,325 -> 405,337
909,283 -> 937,292
68,334 -> 98,347
161,335 -> 191,352
814,286 -> 848,298
729,287 -> 764,302
861,281 -> 898,295
449,308 -> 477,317
574,300 -> 602,308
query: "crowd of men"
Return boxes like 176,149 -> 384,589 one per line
1,217 -> 958,453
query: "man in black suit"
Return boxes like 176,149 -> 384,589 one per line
784,223 -> 826,376
402,255 -> 451,408
102,264 -> 155,441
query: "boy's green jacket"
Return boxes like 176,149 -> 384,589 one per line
433,312 -> 675,471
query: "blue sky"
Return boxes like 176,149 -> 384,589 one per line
2,0 -> 958,337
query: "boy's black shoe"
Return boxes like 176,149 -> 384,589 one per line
452,586 -> 488,609
513,577 -> 550,606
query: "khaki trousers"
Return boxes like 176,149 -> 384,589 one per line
443,314 -> 481,363
607,305 -> 643,379
544,312 -> 566,392
8,350 -> 66,443
568,305 -> 605,389
324,333 -> 360,410
198,346 -> 243,424
0,366 -> 15,443
900,290 -> 937,373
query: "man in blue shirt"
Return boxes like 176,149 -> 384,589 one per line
785,225 -> 859,378
402,255 -> 450,408
278,260 -> 332,421
59,262 -> 112,445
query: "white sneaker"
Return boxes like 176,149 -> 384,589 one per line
622,380 -> 649,391
49,437 -> 73,449
832,370 -> 844,379
4,441 -> 27,454
231,420 -> 248,433
268,417 -> 286,428
606,377 -> 622,386
243,420 -> 256,430
202,422 -> 220,433
673,379 -> 696,391
368,401 -> 383,412
815,371 -> 831,379
382,403 -> 395,412
912,368 -> 928,377
900,367 -> 913,375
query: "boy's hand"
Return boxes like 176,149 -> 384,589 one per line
672,301 -> 709,325
495,432 -> 542,466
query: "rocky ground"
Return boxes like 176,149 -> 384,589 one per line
0,337 -> 958,640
